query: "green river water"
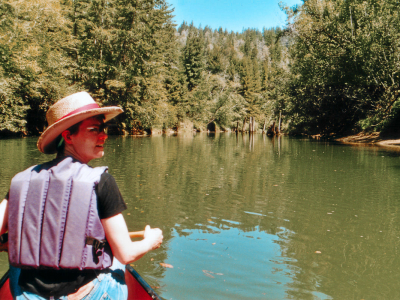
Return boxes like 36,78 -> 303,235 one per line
0,133 -> 399,300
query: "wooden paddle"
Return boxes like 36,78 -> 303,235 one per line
129,231 -> 145,239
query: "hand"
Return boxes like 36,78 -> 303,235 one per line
143,225 -> 163,250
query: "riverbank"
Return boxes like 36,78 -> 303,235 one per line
335,132 -> 400,147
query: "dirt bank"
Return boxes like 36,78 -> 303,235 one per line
335,132 -> 400,147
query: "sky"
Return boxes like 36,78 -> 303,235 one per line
166,0 -> 303,33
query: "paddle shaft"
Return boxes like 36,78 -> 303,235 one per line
129,230 -> 145,239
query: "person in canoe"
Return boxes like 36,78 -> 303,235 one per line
0,91 -> 163,299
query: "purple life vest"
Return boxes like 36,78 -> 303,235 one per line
8,156 -> 113,270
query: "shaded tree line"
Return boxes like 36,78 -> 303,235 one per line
285,0 -> 400,136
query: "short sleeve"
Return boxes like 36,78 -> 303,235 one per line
96,172 -> 127,219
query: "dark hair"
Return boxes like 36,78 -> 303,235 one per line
56,121 -> 82,156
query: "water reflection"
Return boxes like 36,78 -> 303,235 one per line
1,135 -> 400,299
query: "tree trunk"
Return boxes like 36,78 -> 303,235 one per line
267,121 -> 276,136
278,111 -> 281,134
350,7 -> 354,37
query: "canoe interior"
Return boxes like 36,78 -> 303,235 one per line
125,265 -> 161,300
0,265 -> 161,300
0,270 -> 12,300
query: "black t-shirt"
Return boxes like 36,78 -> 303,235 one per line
12,171 -> 127,298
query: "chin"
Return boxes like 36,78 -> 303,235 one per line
92,150 -> 105,159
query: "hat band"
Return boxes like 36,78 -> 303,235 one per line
56,103 -> 101,123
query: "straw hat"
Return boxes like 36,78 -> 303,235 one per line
37,91 -> 123,154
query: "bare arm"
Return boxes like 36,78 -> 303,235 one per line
0,199 -> 8,236
101,213 -> 163,265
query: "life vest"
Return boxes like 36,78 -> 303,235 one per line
8,156 -> 113,270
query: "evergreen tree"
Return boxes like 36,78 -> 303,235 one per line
206,45 -> 224,74
239,57 -> 263,124
182,29 -> 204,91
71,0 -> 177,132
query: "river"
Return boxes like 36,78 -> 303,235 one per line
0,133 -> 399,299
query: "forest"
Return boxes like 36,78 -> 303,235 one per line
1,0 -> 400,137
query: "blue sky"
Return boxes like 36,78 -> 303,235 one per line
166,0 -> 303,33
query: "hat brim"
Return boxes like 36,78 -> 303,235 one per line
37,106 -> 123,154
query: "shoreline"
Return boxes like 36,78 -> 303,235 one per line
334,132 -> 400,147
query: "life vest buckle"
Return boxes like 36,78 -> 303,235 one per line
86,236 -> 106,251
93,239 -> 106,251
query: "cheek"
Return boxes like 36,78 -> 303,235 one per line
78,136 -> 96,151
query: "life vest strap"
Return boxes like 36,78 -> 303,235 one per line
85,236 -> 108,251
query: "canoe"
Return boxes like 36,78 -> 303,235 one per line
0,265 -> 161,300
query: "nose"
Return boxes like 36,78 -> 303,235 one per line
99,131 -> 108,140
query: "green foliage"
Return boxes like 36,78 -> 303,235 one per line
285,0 -> 400,135
0,79 -> 29,134
0,0 -> 292,135
182,29 -> 204,91
0,0 -> 78,135
206,45 -> 224,74
70,0 -> 180,133
376,99 -> 400,136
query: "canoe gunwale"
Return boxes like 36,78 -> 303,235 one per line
126,264 -> 162,300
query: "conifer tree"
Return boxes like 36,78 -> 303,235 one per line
207,45 -> 224,74
182,29 -> 204,91
70,0 -> 177,132
239,57 -> 263,126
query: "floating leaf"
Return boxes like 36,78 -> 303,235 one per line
160,263 -> 173,268
203,270 -> 215,278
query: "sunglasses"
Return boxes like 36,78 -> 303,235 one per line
86,123 -> 109,134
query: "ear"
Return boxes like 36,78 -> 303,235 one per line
61,130 -> 73,145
